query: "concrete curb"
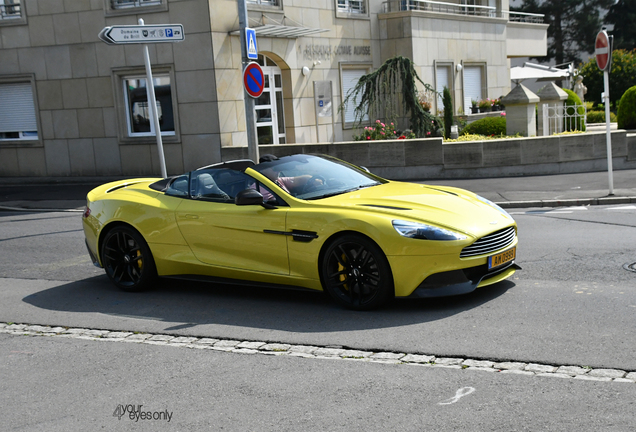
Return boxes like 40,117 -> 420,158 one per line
2,322 -> 634,384
3,197 -> 636,212
496,196 -> 636,209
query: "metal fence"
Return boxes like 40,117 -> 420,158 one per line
541,103 -> 587,136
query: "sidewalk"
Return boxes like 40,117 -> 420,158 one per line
1,169 -> 635,211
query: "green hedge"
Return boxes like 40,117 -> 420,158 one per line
461,116 -> 506,136
586,110 -> 617,123
617,85 -> 636,130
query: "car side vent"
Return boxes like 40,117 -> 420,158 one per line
106,181 -> 144,194
359,204 -> 412,211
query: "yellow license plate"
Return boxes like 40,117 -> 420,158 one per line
488,247 -> 516,269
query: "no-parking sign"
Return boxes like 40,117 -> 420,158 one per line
595,30 -> 611,71
243,62 -> 264,98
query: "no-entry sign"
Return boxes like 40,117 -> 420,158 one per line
595,30 -> 611,71
243,62 -> 265,98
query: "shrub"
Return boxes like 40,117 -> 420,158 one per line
461,116 -> 506,136
563,89 -> 586,132
442,87 -> 453,139
353,120 -> 417,140
617,85 -> 636,130
586,110 -> 617,123
578,49 -> 636,109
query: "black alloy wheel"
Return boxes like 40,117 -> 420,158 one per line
322,234 -> 394,310
101,226 -> 156,292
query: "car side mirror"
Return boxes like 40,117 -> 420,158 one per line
235,189 -> 277,209
235,188 -> 264,206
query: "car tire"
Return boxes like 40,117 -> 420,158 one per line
321,234 -> 394,310
101,225 -> 157,292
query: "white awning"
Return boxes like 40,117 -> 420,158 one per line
510,65 -> 570,82
230,24 -> 328,39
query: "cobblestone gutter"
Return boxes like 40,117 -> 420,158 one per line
2,322 -> 634,383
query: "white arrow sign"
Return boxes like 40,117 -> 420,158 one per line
98,24 -> 185,45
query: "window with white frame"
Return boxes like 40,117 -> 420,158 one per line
463,64 -> 486,113
0,0 -> 20,19
111,0 -> 162,9
0,0 -> 26,25
0,81 -> 38,141
435,63 -> 452,113
341,67 -> 369,127
106,0 -> 166,15
246,0 -> 282,9
122,75 -> 175,137
337,0 -> 366,14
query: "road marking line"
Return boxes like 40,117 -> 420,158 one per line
438,387 -> 475,405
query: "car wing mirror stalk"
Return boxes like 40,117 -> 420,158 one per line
235,189 -> 277,209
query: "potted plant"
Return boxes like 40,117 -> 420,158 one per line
470,99 -> 479,114
478,99 -> 491,112
418,92 -> 432,112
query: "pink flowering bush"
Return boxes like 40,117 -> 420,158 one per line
354,120 -> 416,141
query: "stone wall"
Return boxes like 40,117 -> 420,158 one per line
222,131 -> 636,180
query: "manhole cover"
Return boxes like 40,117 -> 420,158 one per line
623,262 -> 636,273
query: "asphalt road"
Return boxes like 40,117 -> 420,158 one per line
1,205 -> 635,430
2,333 -> 635,431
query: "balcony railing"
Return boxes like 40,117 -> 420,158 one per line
0,1 -> 22,19
383,0 -> 496,16
505,11 -> 545,24
382,0 -> 545,23
246,0 -> 281,6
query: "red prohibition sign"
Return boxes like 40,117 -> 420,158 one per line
243,62 -> 264,98
595,31 -> 610,71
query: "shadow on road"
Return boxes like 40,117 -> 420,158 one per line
22,275 -> 514,334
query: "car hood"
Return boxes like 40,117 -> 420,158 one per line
322,181 -> 514,237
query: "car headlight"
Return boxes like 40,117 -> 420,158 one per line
392,220 -> 467,241
476,195 -> 512,219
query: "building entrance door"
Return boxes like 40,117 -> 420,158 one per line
254,54 -> 286,144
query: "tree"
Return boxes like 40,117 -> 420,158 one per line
442,87 -> 453,139
341,56 -> 442,138
604,0 -> 636,51
577,49 -> 636,108
514,0 -> 613,65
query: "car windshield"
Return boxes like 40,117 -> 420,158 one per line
251,154 -> 385,200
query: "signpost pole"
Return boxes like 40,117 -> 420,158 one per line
139,18 -> 167,178
596,29 -> 614,195
238,0 -> 259,163
603,70 -> 614,195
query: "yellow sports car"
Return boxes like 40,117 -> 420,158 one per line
82,154 -> 519,310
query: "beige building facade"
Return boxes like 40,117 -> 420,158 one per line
0,0 -> 547,178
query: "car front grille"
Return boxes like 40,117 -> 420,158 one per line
460,226 -> 516,258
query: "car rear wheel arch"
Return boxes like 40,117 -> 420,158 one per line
99,222 -> 157,292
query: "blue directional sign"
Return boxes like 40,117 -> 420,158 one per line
246,28 -> 258,60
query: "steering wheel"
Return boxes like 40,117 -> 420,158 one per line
301,175 -> 327,194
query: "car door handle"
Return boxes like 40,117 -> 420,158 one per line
184,214 -> 199,219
